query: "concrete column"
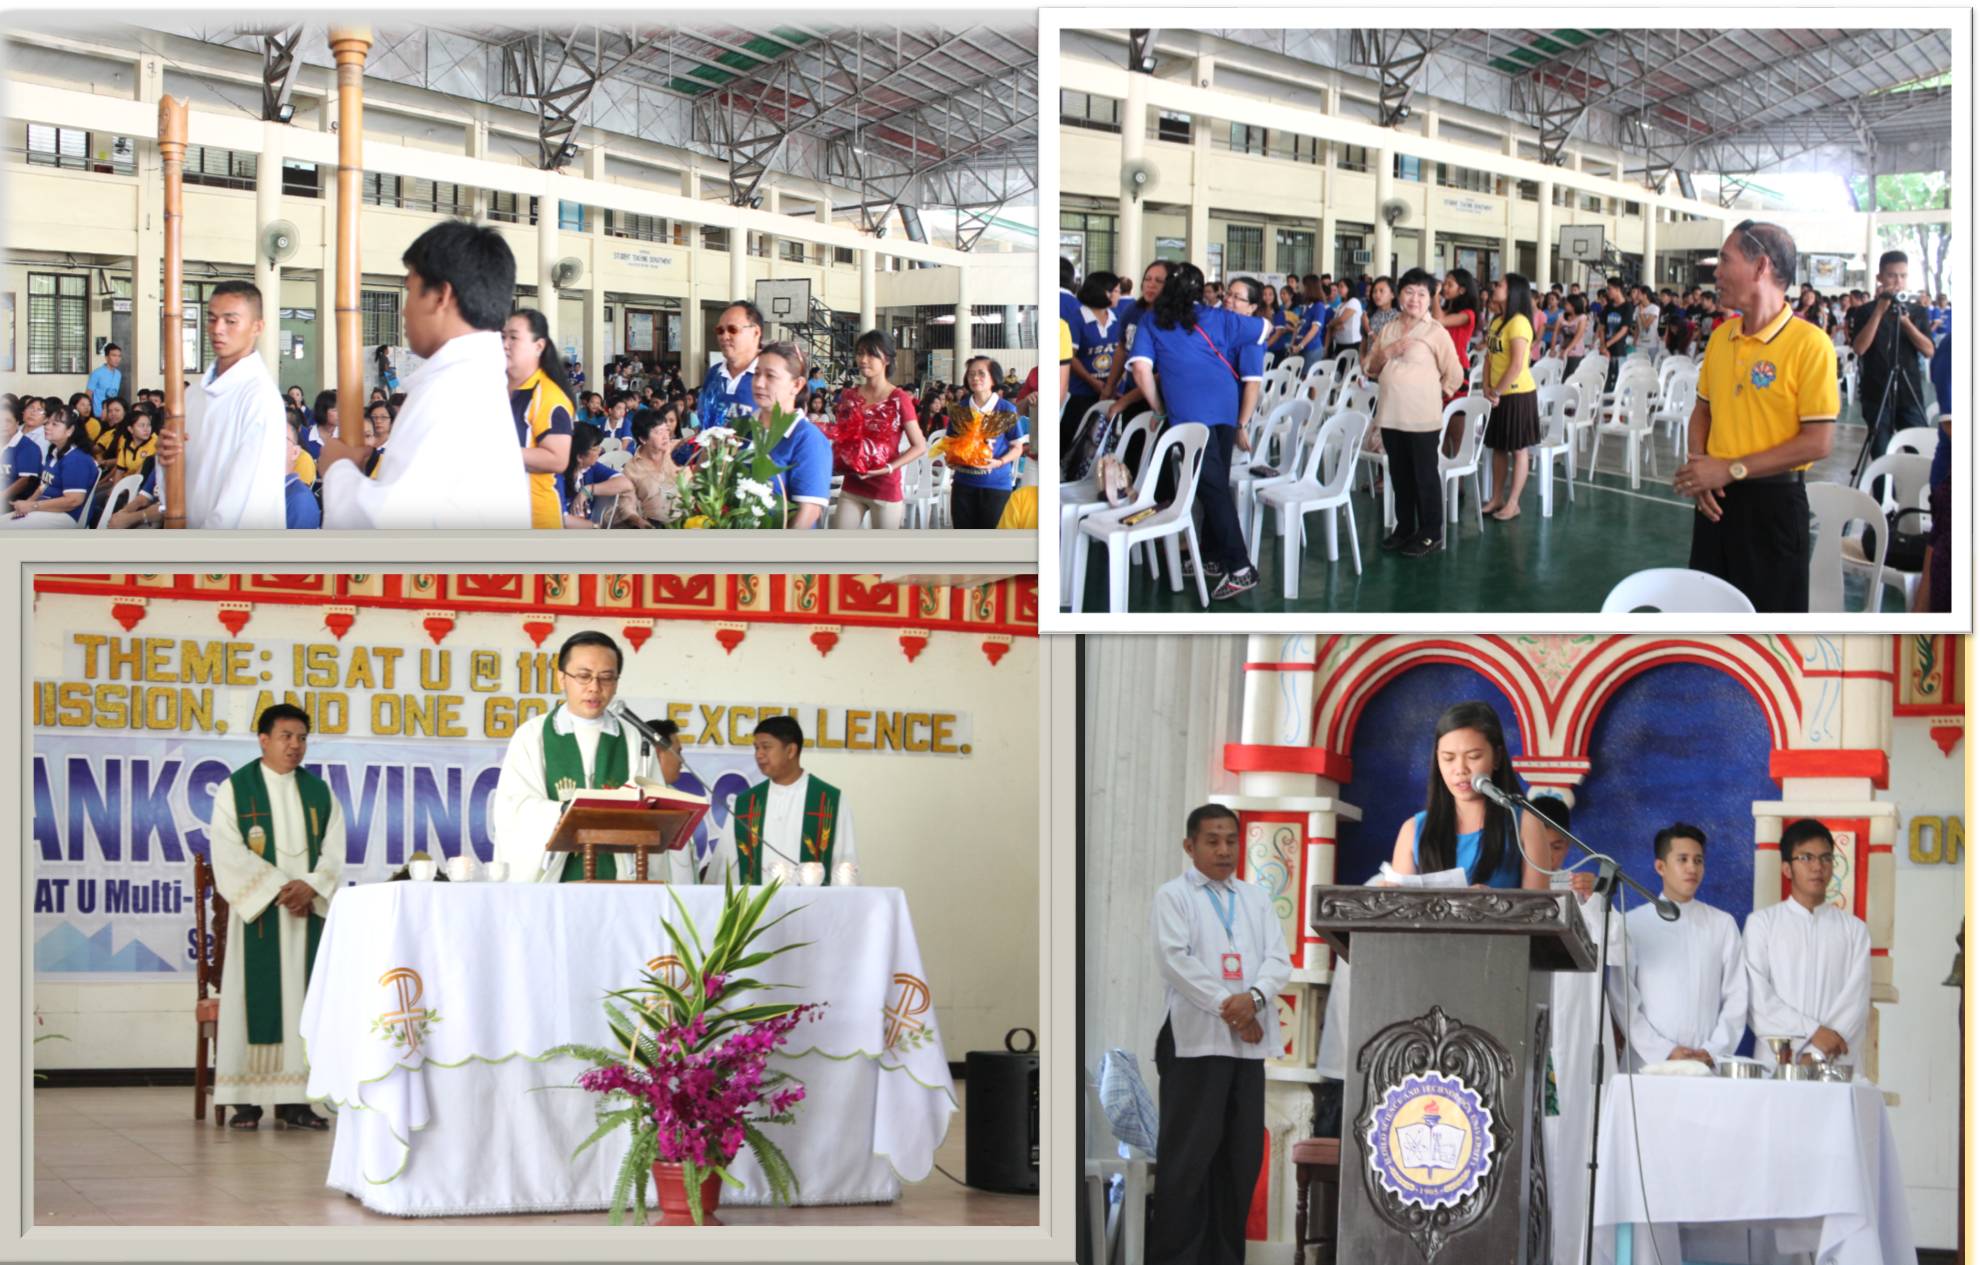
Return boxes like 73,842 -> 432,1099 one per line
1371,146 -> 1393,280
1536,179 -> 1554,287
858,248 -> 876,334
1422,110 -> 1439,140
582,145 -> 607,377
1190,90 -> 1212,273
254,119 -> 285,372
131,51 -> 164,393
762,186 -> 779,265
1642,206 -> 1658,288
953,262 -> 972,375
728,221 -> 748,305
1865,212 -> 1880,286
1118,70 -> 1148,284
465,116 -> 490,222
315,66 -> 338,393
538,173 -> 560,346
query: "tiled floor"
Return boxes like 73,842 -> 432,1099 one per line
34,1083 -> 1037,1227
1070,407 -> 1914,613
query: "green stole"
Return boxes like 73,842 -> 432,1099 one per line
542,703 -> 630,882
232,761 -> 330,1049
731,773 -> 840,884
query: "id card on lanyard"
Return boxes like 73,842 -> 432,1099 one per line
1203,883 -> 1242,980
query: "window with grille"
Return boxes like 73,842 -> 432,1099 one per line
361,291 -> 402,348
607,210 -> 666,242
1517,180 -> 1540,203
1230,124 -> 1268,157
27,125 -> 133,175
782,239 -> 807,264
489,191 -> 538,225
398,179 -> 469,215
1397,155 -> 1423,182
182,145 -> 258,191
362,171 -> 402,208
26,273 -> 88,374
1225,225 -> 1264,273
559,200 -> 585,232
1624,201 -> 1641,217
1582,194 -> 1603,212
1059,91 -> 1122,134
1337,144 -> 1369,174
1061,211 -> 1117,276
1289,134 -> 1321,165
282,161 -> 320,198
1155,111 -> 1192,144
1436,164 -> 1494,193
834,245 -> 855,266
1276,229 -> 1315,278
703,226 -> 730,252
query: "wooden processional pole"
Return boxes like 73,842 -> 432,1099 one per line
156,96 -> 189,529
328,27 -> 373,447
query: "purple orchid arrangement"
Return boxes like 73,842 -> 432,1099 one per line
552,873 -> 823,1225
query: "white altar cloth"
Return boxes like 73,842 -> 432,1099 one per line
1592,1075 -> 1913,1265
300,883 -> 955,1216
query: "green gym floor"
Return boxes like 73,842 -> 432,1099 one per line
1067,404 -> 1909,615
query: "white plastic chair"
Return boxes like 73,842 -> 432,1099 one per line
1842,454 -> 1933,608
1277,354 -> 1305,379
1588,380 -> 1658,487
1651,375 -> 1698,462
1059,414 -> 1157,606
598,449 -> 631,471
94,473 -> 143,529
1230,397 -> 1313,552
1889,426 -> 1939,458
599,435 -> 625,455
1300,361 -> 1340,413
1532,384 -> 1576,518
1438,397 -> 1490,543
1837,348 -> 1860,406
1252,409 -> 1370,598
1807,482 -> 1888,614
1600,568 -> 1757,614
1529,357 -> 1564,389
1072,424 -> 1213,612
1561,368 -> 1603,456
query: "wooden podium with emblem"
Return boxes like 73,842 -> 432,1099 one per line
547,787 -> 708,883
1308,886 -> 1598,1265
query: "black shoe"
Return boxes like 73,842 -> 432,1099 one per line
1211,567 -> 1260,600
1379,529 -> 1411,551
1181,556 -> 1225,581
1399,535 -> 1443,558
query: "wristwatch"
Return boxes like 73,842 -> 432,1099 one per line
1249,987 -> 1270,1014
1728,460 -> 1749,481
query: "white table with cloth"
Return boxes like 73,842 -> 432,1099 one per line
1591,1074 -> 1914,1265
299,883 -> 955,1217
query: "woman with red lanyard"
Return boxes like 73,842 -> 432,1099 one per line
829,328 -> 928,529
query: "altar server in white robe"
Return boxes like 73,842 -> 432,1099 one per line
1519,797 -> 1629,1265
208,703 -> 345,1129
320,221 -> 531,529
1744,818 -> 1872,1065
1616,823 -> 1747,1069
706,714 -> 859,887
491,630 -> 696,884
153,281 -> 287,529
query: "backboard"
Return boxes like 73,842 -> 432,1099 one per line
753,278 -> 813,331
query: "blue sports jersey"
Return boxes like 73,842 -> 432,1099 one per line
1125,306 -> 1270,429
696,361 -> 757,432
755,417 -> 832,525
284,473 -> 321,529
4,435 -> 43,485
44,447 -> 99,520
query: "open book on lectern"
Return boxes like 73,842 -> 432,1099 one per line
556,779 -> 711,851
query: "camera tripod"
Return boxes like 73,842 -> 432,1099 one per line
1848,291 -> 1926,487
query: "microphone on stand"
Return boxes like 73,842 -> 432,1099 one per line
608,701 -> 797,870
1469,774 -> 1678,921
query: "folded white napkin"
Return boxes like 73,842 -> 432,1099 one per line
1641,1058 -> 1714,1077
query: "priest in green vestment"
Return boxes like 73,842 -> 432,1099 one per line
708,714 -> 859,885
208,702 -> 346,1130
491,629 -> 698,884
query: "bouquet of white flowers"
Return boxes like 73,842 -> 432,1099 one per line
669,405 -> 799,529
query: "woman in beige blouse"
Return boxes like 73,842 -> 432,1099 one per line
1360,268 -> 1464,558
610,403 -> 683,528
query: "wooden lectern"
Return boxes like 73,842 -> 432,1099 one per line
1308,886 -> 1597,1265
546,802 -> 701,883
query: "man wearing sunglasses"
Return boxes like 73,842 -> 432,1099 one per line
1741,819 -> 1871,1066
1673,220 -> 1838,613
695,300 -> 767,436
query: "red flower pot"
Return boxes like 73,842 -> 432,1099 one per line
651,1161 -> 726,1226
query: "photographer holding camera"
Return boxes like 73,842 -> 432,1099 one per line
1846,249 -> 1935,462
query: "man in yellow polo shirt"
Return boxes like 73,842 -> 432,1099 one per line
1673,220 -> 1837,613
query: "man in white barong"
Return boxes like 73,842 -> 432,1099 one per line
152,281 -> 287,529
705,714 -> 858,886
208,703 -> 345,1130
1744,818 -> 1872,1065
320,221 -> 530,528
491,630 -> 695,884
1616,823 -> 1747,1069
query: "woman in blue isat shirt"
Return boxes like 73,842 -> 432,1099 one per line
946,355 -> 1029,529
3,408 -> 99,528
559,421 -> 633,529
1384,700 -> 1551,890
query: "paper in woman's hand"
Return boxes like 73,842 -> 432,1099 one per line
1372,862 -> 1471,889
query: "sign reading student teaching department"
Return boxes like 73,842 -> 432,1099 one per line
33,629 -> 973,982
610,249 -> 676,270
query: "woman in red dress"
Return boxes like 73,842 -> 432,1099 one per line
828,329 -> 928,529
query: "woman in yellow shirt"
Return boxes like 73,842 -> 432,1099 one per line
502,308 -> 576,528
1480,273 -> 1539,521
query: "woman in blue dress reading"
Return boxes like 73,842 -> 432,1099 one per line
1386,700 -> 1551,889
